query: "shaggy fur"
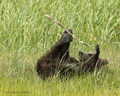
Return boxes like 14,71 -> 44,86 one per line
36,29 -> 107,79
78,50 -> 109,70
37,29 -> 78,79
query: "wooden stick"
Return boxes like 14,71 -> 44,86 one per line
45,14 -> 94,49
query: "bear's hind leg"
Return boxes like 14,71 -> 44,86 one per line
78,44 -> 100,74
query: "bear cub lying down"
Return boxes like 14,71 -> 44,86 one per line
78,51 -> 109,70
37,29 -> 108,79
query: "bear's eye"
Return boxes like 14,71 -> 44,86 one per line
89,54 -> 92,57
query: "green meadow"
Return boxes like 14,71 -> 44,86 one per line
0,0 -> 120,96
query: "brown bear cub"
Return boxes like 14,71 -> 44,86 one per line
78,51 -> 109,70
37,29 -> 79,79
37,29 -> 108,79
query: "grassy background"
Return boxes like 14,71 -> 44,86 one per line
0,0 -> 120,96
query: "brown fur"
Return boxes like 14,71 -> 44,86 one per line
37,29 -> 78,79
78,50 -> 109,71
77,44 -> 100,75
37,30 -> 105,79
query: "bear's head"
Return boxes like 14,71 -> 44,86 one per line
78,51 -> 109,68
78,51 -> 93,62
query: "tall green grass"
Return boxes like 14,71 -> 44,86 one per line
0,0 -> 120,96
